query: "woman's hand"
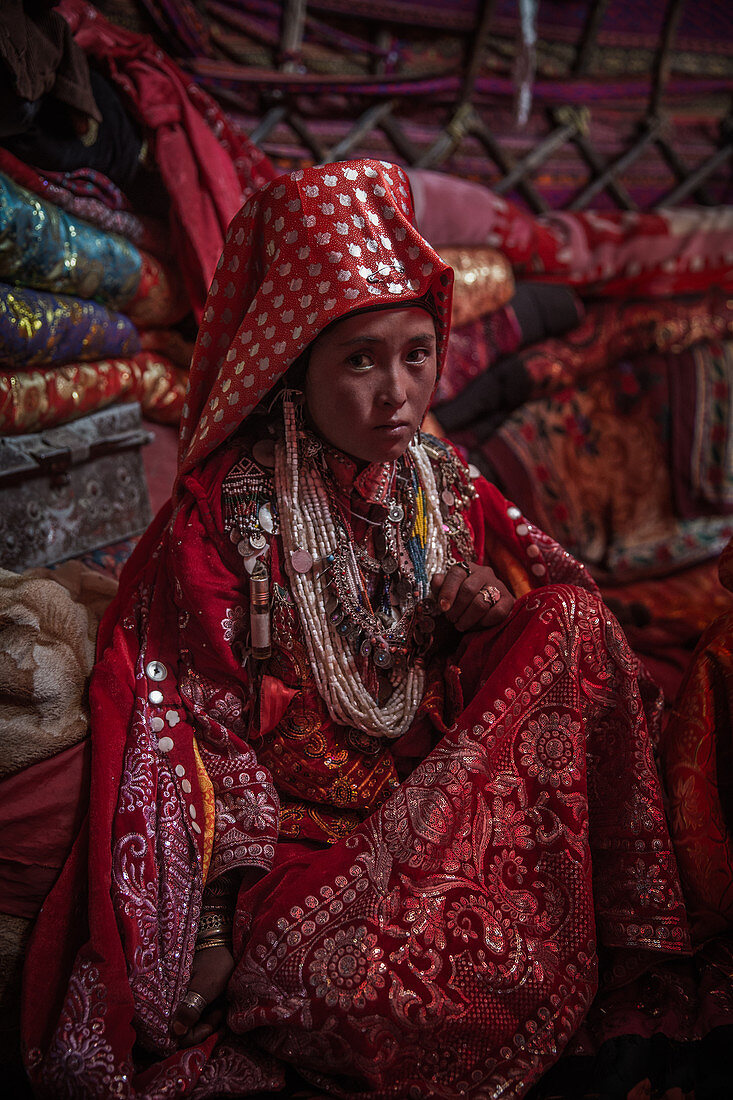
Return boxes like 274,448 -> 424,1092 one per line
172,944 -> 234,1047
431,562 -> 514,632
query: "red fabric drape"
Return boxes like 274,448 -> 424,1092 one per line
58,0 -> 276,319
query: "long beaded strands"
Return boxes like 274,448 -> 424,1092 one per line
275,393 -> 446,739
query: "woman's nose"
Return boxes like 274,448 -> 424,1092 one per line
380,364 -> 408,407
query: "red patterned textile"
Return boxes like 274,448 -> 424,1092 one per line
58,0 -> 276,319
124,249 -> 190,330
599,556 -> 733,709
470,353 -> 733,582
21,163 -> 688,1099
659,539 -> 733,944
436,302 -> 523,404
0,351 -> 187,433
518,292 -> 733,404
0,148 -> 170,258
410,168 -> 733,299
138,328 -> 195,369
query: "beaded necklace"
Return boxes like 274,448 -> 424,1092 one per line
275,393 -> 447,739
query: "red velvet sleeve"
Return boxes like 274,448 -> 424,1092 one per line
160,460 -> 280,882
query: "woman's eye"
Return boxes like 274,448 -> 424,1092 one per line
406,347 -> 431,365
346,353 -> 373,370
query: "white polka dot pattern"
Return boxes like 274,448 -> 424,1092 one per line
179,159 -> 454,475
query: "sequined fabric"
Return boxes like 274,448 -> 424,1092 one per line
439,245 -> 514,327
0,352 -> 186,433
0,172 -> 141,309
22,445 -> 689,1099
0,282 -> 139,368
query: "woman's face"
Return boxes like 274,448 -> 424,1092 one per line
304,306 -> 437,465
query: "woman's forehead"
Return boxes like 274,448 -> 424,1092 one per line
314,305 -> 436,346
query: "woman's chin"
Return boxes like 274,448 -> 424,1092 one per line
363,425 -> 415,462
318,424 -> 416,466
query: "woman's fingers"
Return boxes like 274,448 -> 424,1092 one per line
455,585 -> 504,632
431,566 -> 462,613
177,1006 -> 224,1048
172,989 -> 209,1037
431,563 -> 479,619
431,563 -> 513,632
171,944 -> 234,1043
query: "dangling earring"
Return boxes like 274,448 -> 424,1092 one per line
268,386 -> 304,413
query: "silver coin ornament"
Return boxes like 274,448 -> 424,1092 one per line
291,548 -> 314,573
388,502 -> 404,524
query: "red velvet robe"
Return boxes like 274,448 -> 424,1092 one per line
22,434 -> 689,1099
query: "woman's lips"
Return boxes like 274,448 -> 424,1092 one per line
374,421 -> 410,434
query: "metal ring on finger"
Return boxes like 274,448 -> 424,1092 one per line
181,990 -> 208,1015
480,585 -> 501,607
453,561 -> 471,576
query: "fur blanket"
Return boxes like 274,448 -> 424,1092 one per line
0,561 -> 116,779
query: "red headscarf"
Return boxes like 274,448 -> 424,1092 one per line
179,159 -> 453,475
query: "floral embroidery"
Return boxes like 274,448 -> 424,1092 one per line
309,925 -> 386,1010
519,710 -> 582,788
222,605 -> 246,642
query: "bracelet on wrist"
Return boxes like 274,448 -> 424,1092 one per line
195,936 -> 231,952
198,912 -> 232,938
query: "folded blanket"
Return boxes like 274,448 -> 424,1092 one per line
436,282 -> 583,407
0,350 -> 187,433
0,282 -> 139,368
468,351 -> 733,580
0,561 -> 116,780
438,246 -> 514,327
124,250 -> 190,330
437,288 -> 733,434
409,167 -> 733,299
0,172 -> 141,308
0,148 -> 171,258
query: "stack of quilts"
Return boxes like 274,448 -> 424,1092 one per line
0,0 -> 275,438
0,161 -> 189,434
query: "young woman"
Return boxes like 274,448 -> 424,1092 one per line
23,160 -> 688,1099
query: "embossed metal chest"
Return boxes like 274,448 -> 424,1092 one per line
0,402 -> 153,570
